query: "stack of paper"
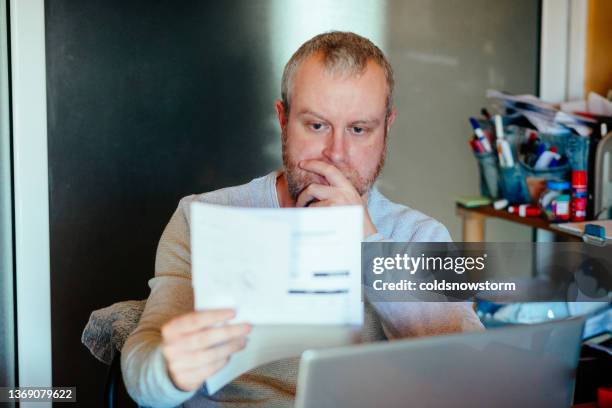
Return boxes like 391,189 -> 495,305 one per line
487,89 -> 597,136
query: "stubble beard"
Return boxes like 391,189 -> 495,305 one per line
281,127 -> 387,201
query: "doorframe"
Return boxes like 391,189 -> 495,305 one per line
0,0 -> 16,400
539,0 -> 588,102
10,1 -> 52,406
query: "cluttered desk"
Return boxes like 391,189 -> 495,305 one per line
457,90 -> 612,245
455,90 -> 612,407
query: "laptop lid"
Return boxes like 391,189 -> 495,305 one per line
295,317 -> 585,408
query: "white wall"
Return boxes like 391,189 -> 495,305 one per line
378,0 -> 538,243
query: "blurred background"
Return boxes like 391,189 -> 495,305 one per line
1,0 -> 547,406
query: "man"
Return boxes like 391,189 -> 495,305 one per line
122,31 -> 483,408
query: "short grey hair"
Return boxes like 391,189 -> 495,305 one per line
281,31 -> 395,118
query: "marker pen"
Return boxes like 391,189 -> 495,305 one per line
469,139 -> 484,153
469,118 -> 492,153
508,204 -> 541,217
534,149 -> 561,170
494,115 -> 514,167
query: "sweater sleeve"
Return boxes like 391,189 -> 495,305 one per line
121,198 -> 198,408
366,219 -> 485,339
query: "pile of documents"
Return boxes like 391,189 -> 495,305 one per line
486,89 -> 610,137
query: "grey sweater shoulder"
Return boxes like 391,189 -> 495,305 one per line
178,171 -> 451,242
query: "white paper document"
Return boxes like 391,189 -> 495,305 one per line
190,202 -> 364,394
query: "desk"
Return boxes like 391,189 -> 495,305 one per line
455,204 -> 582,242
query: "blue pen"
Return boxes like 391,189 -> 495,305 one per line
469,118 -> 492,153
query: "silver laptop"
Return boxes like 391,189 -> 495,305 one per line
295,317 -> 585,408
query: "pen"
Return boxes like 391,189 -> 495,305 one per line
508,204 -> 541,217
469,118 -> 492,153
469,138 -> 483,153
494,115 -> 514,167
534,147 -> 560,170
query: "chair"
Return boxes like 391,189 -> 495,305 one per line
82,300 -> 146,408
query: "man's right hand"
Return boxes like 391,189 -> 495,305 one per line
160,308 -> 251,392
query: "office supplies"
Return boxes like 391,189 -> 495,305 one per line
456,196 -> 492,208
534,148 -> 561,169
190,202 -> 363,394
538,180 -> 571,221
555,111 -> 595,137
572,170 -> 588,221
456,203 -> 581,241
493,198 -> 508,210
496,143 -> 507,167
494,115 -> 514,167
487,90 -> 596,136
295,318 -> 585,408
469,117 -> 492,152
555,220 -> 612,242
469,139 -> 484,153
555,91 -> 612,219
508,204 -> 541,217
582,224 -> 607,246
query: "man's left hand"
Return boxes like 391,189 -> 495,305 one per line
295,159 -> 378,238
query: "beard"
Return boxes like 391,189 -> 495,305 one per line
281,127 -> 387,201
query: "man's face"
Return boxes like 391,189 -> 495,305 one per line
278,54 -> 395,200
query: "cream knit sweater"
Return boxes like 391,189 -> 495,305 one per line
121,171 -> 484,408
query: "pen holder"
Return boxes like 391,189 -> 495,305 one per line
471,125 -> 588,204
499,126 -> 574,203
506,125 -> 588,170
474,151 -> 500,199
499,164 -> 530,204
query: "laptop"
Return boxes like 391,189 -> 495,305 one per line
295,317 -> 585,408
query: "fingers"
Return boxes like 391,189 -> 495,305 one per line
166,323 -> 251,352
299,160 -> 352,188
161,309 -> 236,341
295,183 -> 334,207
161,310 -> 251,393
168,340 -> 245,392
167,338 -> 247,371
